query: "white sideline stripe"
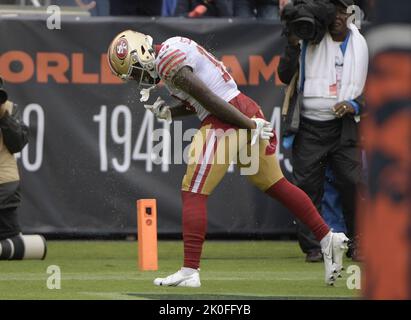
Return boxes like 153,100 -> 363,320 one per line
0,272 -> 320,281
191,131 -> 217,193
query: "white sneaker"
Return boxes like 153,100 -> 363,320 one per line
321,232 -> 349,285
153,268 -> 201,288
332,232 -> 350,278
321,232 -> 336,285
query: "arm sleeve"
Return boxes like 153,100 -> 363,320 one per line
278,43 -> 301,85
349,94 -> 366,115
157,43 -> 196,82
0,104 -> 29,154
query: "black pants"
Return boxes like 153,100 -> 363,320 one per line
109,0 -> 162,16
0,181 -> 22,240
292,117 -> 361,253
0,207 -> 21,240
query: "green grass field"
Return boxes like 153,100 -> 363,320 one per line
0,241 -> 361,300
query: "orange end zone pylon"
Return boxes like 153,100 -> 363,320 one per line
136,199 -> 158,271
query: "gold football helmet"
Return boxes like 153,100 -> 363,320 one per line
107,30 -> 158,88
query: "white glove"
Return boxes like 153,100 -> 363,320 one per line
144,97 -> 172,124
251,118 -> 274,145
139,85 -> 156,102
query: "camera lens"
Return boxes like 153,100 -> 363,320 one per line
291,17 -> 316,41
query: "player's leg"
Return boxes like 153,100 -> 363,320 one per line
242,139 -> 348,285
242,139 -> 329,241
181,123 -> 241,270
154,119 -> 241,287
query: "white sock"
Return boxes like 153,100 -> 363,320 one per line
320,231 -> 332,248
181,267 -> 197,276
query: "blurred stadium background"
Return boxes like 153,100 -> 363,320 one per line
0,0 -> 409,300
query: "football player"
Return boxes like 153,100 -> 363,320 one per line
107,30 -> 349,287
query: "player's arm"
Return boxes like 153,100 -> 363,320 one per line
170,104 -> 196,118
171,66 -> 256,129
144,98 -> 195,121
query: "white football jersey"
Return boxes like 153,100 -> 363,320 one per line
155,37 -> 240,121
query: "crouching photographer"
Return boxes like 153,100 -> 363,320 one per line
278,0 -> 368,260
0,78 -> 46,260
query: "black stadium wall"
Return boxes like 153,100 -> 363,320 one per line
0,17 -> 297,238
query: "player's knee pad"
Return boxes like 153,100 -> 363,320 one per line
0,234 -> 47,260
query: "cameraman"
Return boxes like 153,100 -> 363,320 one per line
0,79 -> 46,260
278,0 -> 368,261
